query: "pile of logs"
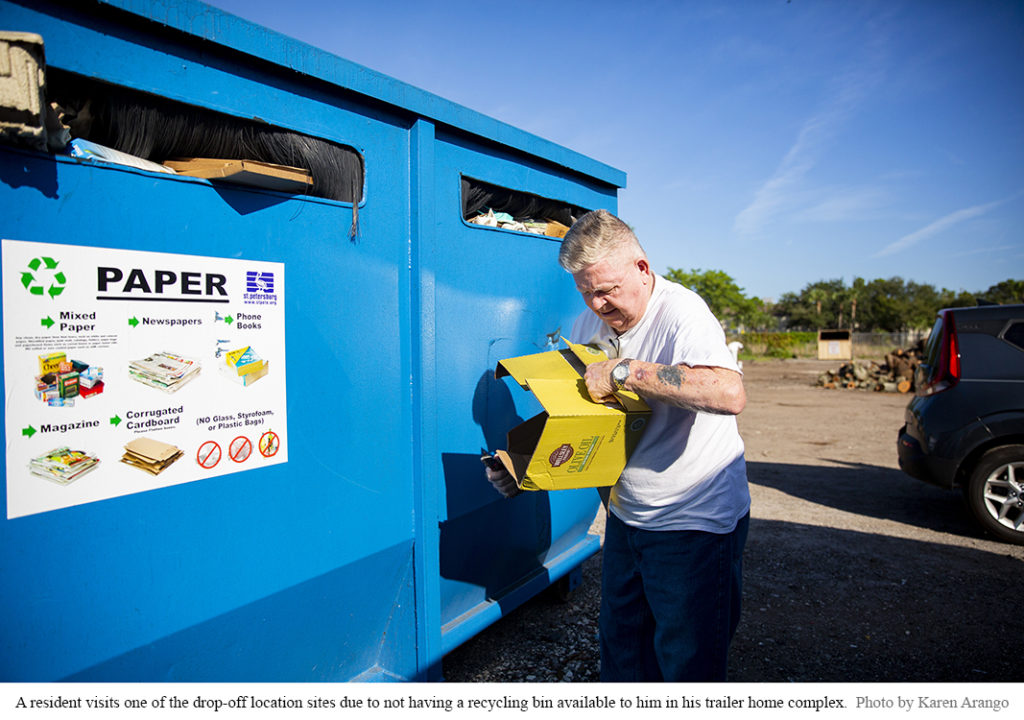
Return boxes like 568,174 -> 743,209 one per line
817,344 -> 924,393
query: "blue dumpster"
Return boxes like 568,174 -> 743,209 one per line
0,0 -> 625,681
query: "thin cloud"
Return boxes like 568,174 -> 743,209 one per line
734,21 -> 889,237
948,243 -> 1017,259
732,113 -> 830,236
873,200 -> 1004,258
733,69 -> 880,236
795,187 -> 888,223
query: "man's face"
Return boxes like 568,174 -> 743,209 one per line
572,250 -> 653,334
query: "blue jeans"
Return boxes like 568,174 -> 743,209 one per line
599,511 -> 749,682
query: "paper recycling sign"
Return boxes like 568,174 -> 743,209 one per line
2,239 -> 288,519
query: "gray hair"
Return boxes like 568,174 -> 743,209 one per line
558,209 -> 646,273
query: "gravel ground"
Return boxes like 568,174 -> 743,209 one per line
442,359 -> 1023,683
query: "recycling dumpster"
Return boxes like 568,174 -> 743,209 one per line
0,0 -> 625,681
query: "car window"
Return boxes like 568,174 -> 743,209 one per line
1003,321 -> 1024,351
920,315 -> 945,382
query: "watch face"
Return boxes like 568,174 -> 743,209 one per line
613,363 -> 629,386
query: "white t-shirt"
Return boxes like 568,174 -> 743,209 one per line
570,277 -> 750,533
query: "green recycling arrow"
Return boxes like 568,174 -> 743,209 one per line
28,257 -> 58,271
22,257 -> 66,298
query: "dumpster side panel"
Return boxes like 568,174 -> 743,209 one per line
426,132 -> 616,648
60,541 -> 416,682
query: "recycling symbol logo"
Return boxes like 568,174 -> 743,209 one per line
21,257 -> 66,299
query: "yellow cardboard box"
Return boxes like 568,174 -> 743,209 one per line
494,338 -> 650,491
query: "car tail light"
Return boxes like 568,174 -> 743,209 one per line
921,310 -> 961,395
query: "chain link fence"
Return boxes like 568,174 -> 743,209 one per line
849,330 -> 930,358
733,330 -> 931,360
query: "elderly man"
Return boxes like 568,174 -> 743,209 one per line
489,209 -> 750,682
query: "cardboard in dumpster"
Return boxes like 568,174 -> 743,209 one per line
493,338 -> 650,491
164,157 -> 313,193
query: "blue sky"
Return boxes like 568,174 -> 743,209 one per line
203,0 -> 1023,301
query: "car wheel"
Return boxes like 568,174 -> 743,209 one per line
965,445 -> 1024,545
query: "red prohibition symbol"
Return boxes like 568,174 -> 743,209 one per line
229,435 -> 252,463
197,440 -> 222,469
259,430 -> 280,458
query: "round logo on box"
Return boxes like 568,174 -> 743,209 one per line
549,443 -> 574,467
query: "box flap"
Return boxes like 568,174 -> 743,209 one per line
496,338 -> 650,414
562,337 -> 608,367
524,377 -> 622,417
495,338 -> 607,385
494,449 -> 530,484
496,348 -> 581,387
496,412 -> 547,489
612,390 -> 649,412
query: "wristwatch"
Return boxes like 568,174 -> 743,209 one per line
611,360 -> 631,391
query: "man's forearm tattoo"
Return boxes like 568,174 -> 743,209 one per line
657,364 -> 686,388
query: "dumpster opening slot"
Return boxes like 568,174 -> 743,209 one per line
45,70 -> 364,203
462,176 -> 587,237
818,330 -> 851,341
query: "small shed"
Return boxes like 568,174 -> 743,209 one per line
818,329 -> 853,360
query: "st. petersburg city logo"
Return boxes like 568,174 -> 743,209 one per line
21,256 -> 66,299
244,271 -> 278,306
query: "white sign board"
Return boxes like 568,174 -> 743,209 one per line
3,239 -> 287,518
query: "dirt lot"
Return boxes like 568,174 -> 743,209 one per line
443,358 -> 1022,682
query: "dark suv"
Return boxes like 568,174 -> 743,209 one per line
898,304 -> 1024,545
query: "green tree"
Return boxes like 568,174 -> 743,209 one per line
773,290 -> 815,329
661,267 -> 1020,334
847,277 -> 867,330
979,279 -> 1024,305
776,279 -> 847,330
936,287 -> 978,311
807,288 -> 828,323
862,277 -> 911,331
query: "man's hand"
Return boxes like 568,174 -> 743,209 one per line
482,455 -> 522,498
583,359 -> 619,403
